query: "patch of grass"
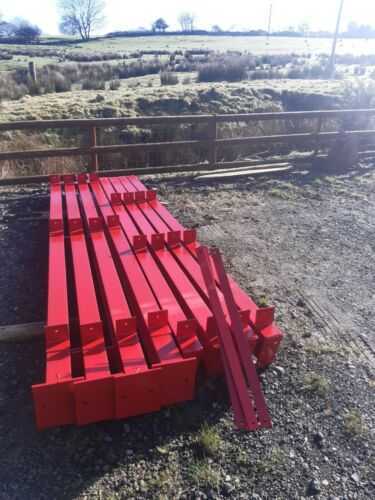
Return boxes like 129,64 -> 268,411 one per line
258,295 -> 269,308
303,372 -> 329,397
195,423 -> 222,457
236,451 -> 250,468
343,410 -> 367,437
82,79 -> 106,91
198,54 -> 255,82
304,341 -> 342,356
149,464 -> 180,497
269,187 -> 292,200
189,460 -> 221,491
254,447 -> 285,475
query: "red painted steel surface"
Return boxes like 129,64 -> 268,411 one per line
77,180 -> 162,423
101,177 -> 204,361
64,179 -> 115,425
108,178 -> 222,375
210,249 -> 272,429
33,173 -> 283,430
114,176 -> 259,375
197,246 -> 260,430
32,177 -> 74,429
127,176 -> 281,368
90,177 -> 199,407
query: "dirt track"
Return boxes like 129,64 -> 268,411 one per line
0,164 -> 374,499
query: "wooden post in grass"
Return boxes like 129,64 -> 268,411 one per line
28,61 -> 37,83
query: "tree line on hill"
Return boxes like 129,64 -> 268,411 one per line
1,0 -> 375,44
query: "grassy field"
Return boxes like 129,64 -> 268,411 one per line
3,35 -> 375,70
1,34 -> 375,178
4,35 -> 375,55
72,35 -> 375,55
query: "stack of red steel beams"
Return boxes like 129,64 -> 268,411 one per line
32,174 -> 283,430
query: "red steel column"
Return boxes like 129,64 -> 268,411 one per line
89,177 -> 199,406
64,177 -> 115,425
127,175 -> 283,367
32,176 -> 76,429
78,179 -> 162,421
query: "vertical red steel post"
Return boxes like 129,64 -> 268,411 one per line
210,248 -> 272,428
197,246 -> 260,431
64,178 -> 116,425
77,180 -> 163,421
88,177 -> 199,407
32,177 -> 76,429
127,175 -> 282,367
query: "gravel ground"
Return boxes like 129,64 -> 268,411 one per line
0,164 -> 374,500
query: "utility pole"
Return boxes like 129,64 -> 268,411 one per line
328,0 -> 345,78
267,2 -> 273,37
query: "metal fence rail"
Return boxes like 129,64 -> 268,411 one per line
1,108 -> 375,185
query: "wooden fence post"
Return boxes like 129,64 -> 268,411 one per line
328,116 -> 358,171
313,117 -> 323,157
208,115 -> 217,168
89,126 -> 99,172
28,61 -> 37,83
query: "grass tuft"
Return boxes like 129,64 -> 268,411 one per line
195,423 -> 222,457
269,187 -> 293,200
189,460 -> 221,490
303,372 -> 329,397
344,410 -> 367,437
254,447 -> 285,475
258,295 -> 269,308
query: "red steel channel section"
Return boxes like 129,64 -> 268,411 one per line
88,175 -> 199,406
197,245 -> 261,430
101,176 -> 225,376
33,173 -> 282,430
97,176 -> 209,363
77,177 -> 163,423
210,248 -> 272,429
112,176 -> 258,373
63,175 -> 116,425
32,176 -> 76,429
126,176 -> 283,368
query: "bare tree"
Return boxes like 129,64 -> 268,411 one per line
58,0 -> 105,40
178,12 -> 196,32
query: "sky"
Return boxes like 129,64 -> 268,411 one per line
0,0 -> 375,35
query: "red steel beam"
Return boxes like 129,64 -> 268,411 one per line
32,176 -> 76,429
197,245 -> 260,430
98,176 -> 203,359
88,176 -> 199,406
128,175 -> 282,367
77,179 -> 162,422
211,248 -> 272,428
102,177 -> 222,376
108,177 -> 214,349
63,177 -> 117,425
119,177 -> 257,352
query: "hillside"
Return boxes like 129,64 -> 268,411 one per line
0,78 -> 355,123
